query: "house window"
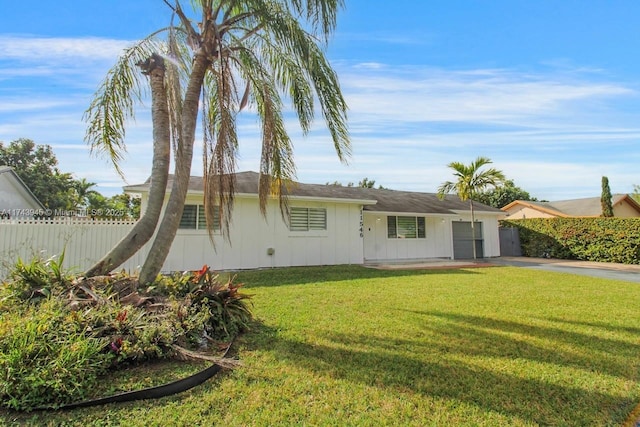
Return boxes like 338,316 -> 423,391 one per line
290,207 -> 327,231
387,216 -> 426,239
179,204 -> 220,230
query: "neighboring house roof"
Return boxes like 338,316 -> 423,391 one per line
502,194 -> 640,218
125,171 -> 503,216
0,165 -> 45,210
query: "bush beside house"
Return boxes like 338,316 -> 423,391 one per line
501,218 -> 640,264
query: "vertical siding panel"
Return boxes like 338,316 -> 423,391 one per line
0,219 -> 137,279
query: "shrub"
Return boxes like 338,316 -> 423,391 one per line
0,260 -> 253,410
171,265 -> 253,343
4,252 -> 72,304
501,218 -> 640,264
0,298 -> 113,410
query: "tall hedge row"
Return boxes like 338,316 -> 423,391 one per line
500,218 -> 640,265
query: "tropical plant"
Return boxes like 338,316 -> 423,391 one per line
438,156 -> 505,259
84,0 -> 349,284
72,178 -> 99,210
0,298 -> 112,410
6,251 -> 72,303
0,257 -> 251,410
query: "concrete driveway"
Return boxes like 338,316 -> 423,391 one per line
489,256 -> 640,283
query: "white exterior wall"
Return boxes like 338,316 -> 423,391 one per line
363,213 -> 451,261
0,172 -> 42,214
160,195 -> 365,272
362,211 -> 502,262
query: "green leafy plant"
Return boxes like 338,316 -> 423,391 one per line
0,298 -> 113,410
175,265 -> 253,343
6,251 -> 72,303
0,259 -> 252,411
502,218 -> 640,263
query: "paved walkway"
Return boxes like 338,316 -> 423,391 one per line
489,256 -> 640,283
369,257 -> 640,283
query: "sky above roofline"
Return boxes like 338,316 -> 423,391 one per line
1,1 -> 640,201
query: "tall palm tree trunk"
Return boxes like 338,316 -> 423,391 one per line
85,54 -> 170,277
469,199 -> 477,260
138,52 -> 211,284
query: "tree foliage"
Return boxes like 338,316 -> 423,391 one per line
0,138 -> 76,210
601,176 -> 614,217
325,177 -> 386,189
0,138 -> 139,218
632,184 -> 640,204
437,157 -> 506,203
438,156 -> 505,259
474,179 -> 537,208
84,0 -> 350,282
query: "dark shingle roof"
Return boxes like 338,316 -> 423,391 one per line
126,171 -> 503,215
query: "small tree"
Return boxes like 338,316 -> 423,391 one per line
438,156 -> 505,259
601,176 -> 614,217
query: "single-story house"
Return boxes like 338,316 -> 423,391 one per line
502,195 -> 640,219
0,166 -> 45,218
125,171 -> 505,271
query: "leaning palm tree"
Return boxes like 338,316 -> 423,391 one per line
437,156 -> 505,259
84,0 -> 349,284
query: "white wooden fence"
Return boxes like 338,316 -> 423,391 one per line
0,218 -> 147,280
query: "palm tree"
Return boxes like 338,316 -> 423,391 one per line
73,178 -> 99,210
84,0 -> 349,283
85,52 -> 171,277
437,156 -> 505,259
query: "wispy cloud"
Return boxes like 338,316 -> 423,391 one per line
0,35 -> 131,61
338,65 -> 635,126
2,34 -> 639,199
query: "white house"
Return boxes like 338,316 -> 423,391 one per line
125,171 -> 505,272
0,166 -> 45,218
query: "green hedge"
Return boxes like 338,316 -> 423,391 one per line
501,218 -> 640,264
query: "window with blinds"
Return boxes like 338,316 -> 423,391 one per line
179,205 -> 220,230
387,216 -> 426,239
290,207 -> 327,231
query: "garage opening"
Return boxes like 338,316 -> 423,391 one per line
452,221 -> 484,259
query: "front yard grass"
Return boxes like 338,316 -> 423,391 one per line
3,265 -> 640,426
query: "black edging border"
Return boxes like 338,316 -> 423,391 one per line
34,342 -> 234,411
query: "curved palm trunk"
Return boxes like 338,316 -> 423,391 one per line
138,52 -> 211,284
85,54 -> 170,277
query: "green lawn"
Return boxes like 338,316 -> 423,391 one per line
3,265 -> 640,426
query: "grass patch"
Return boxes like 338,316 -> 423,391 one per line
2,265 -> 640,426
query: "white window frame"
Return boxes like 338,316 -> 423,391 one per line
178,204 -> 221,232
387,215 -> 426,239
289,206 -> 328,236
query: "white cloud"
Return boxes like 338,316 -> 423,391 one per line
339,65 -> 636,126
2,35 -> 640,201
0,35 -> 131,62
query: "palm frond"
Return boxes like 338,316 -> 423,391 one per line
83,38 -> 165,177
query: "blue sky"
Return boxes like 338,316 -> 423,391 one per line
1,1 -> 640,200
